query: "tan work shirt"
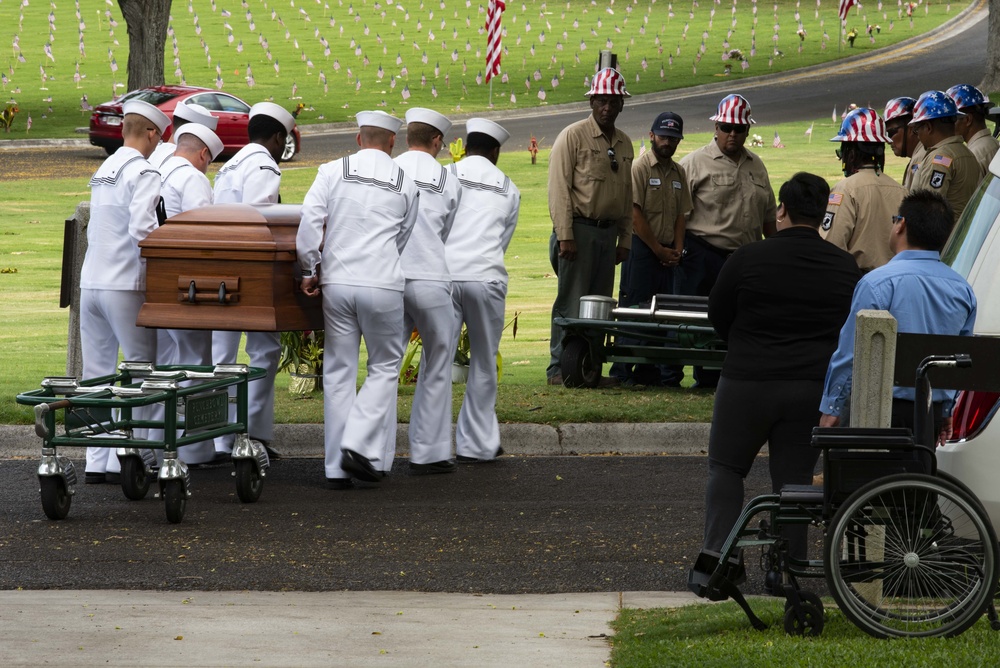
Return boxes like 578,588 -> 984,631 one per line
910,135 -> 984,221
679,139 -> 777,251
631,150 -> 692,246
967,128 -> 999,175
902,143 -> 926,191
822,168 -> 906,272
548,114 -> 634,248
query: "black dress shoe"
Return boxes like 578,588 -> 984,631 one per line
340,449 -> 382,483
85,471 -> 106,485
409,460 -> 457,475
456,446 -> 505,463
325,477 -> 355,490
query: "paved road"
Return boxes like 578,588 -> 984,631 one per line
1,4 -> 986,178
0,456 -> 785,595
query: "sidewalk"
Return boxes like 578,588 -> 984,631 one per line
0,590 -> 702,667
0,422 -> 713,459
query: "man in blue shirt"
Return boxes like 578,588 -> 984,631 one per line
819,190 -> 976,444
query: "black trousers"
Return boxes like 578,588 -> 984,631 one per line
703,377 -> 824,560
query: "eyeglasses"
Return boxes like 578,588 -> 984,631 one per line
608,148 -> 619,172
892,215 -> 904,225
717,123 -> 749,135
886,125 -> 904,138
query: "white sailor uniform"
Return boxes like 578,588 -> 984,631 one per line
444,155 -> 520,460
297,148 -> 419,479
147,141 -> 177,169
158,155 -> 216,463
385,150 -> 462,465
80,146 -> 162,474
212,144 -> 283,451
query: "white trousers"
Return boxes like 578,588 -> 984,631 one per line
323,285 -> 404,479
80,289 -> 157,474
452,280 -> 506,459
158,328 -> 215,464
384,280 -> 455,465
212,330 -> 280,452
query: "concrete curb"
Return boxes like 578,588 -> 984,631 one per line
0,422 -> 711,459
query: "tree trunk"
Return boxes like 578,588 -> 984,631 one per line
984,0 -> 1000,92
118,0 -> 172,91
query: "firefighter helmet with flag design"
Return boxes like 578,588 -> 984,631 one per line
584,67 -> 630,97
946,84 -> 989,111
710,94 -> 755,125
909,90 -> 961,124
830,107 -> 891,143
883,96 -> 916,122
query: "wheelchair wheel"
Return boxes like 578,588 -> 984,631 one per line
824,473 -> 998,638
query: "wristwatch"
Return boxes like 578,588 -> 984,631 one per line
300,266 -> 316,278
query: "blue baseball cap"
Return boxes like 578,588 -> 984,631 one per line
651,111 -> 684,138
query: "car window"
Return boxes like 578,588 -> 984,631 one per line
133,90 -> 177,106
187,93 -> 223,111
942,174 -> 1000,279
217,94 -> 250,114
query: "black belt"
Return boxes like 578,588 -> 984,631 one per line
686,232 -> 734,259
573,216 -> 617,229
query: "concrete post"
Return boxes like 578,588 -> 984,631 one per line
849,310 -> 897,428
63,202 -> 89,379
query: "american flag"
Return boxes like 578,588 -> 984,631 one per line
838,0 -> 857,20
772,131 -> 784,148
485,0 -> 506,83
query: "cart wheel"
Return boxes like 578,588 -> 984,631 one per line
39,476 -> 71,520
560,337 -> 599,388
235,459 -> 264,503
783,600 -> 824,636
824,473 -> 998,638
120,456 -> 150,501
163,479 -> 187,524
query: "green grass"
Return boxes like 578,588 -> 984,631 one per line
1,117 -> 906,424
611,599 -> 1000,667
0,0 -> 971,138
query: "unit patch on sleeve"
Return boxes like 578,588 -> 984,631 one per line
930,170 -> 946,189
822,211 -> 835,231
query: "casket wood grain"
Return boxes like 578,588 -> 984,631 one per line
138,203 -> 323,332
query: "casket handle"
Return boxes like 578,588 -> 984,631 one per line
178,276 -> 240,304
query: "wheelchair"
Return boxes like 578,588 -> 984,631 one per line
688,353 -> 1000,639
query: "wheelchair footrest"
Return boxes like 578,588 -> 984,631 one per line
688,550 -> 744,601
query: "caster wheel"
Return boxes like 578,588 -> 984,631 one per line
560,337 -> 599,388
784,591 -> 823,612
39,476 -> 71,520
163,479 -> 187,524
783,601 -> 824,637
120,456 -> 150,501
235,459 -> 264,503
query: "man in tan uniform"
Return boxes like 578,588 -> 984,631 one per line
547,67 -> 634,387
908,90 -> 983,222
612,111 -> 693,386
947,84 -> 1000,174
823,108 -> 906,273
884,97 -> 925,190
676,93 -> 776,388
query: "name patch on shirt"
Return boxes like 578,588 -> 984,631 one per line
930,170 -> 946,189
932,154 -> 953,168
648,178 -> 661,187
672,180 -> 682,189
828,192 -> 844,206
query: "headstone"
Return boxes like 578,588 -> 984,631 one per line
850,310 -> 897,428
63,202 -> 89,378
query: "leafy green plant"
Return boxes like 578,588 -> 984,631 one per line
278,330 -> 324,396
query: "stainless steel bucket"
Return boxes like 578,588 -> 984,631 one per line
578,295 -> 617,320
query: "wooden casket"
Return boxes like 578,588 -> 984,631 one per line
137,203 -> 323,332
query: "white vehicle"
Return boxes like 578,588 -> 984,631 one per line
936,148 -> 1000,533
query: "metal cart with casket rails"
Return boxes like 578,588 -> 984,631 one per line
554,294 -> 726,387
16,363 -> 268,524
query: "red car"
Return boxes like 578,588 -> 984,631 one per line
89,85 -> 302,161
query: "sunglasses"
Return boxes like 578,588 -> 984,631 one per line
892,214 -> 904,225
717,123 -> 749,135
608,148 -> 619,172
886,124 -> 905,138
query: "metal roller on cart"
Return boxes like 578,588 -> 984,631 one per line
554,294 -> 726,387
16,362 -> 268,524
